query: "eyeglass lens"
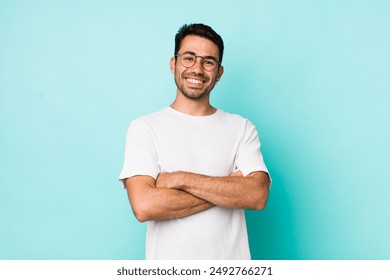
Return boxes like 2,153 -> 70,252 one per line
179,53 -> 218,71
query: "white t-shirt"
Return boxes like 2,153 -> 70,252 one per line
119,107 -> 269,259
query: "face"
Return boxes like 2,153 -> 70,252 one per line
170,35 -> 224,101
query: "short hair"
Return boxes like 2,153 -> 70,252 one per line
174,23 -> 224,64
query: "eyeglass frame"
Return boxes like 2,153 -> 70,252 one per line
174,51 -> 221,71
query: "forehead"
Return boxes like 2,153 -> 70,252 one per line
179,35 -> 219,58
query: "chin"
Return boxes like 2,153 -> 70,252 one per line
182,91 -> 210,100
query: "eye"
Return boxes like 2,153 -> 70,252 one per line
204,59 -> 216,66
183,55 -> 195,62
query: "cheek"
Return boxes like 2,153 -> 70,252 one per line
174,68 -> 182,80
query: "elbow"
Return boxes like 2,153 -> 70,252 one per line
250,185 -> 269,211
127,188 -> 154,222
245,171 -> 270,210
252,196 -> 268,210
132,203 -> 152,223
124,176 -> 158,222
134,211 -> 148,223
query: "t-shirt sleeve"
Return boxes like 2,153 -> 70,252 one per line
118,119 -> 160,181
235,120 -> 270,178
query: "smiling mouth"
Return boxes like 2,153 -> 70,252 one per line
186,77 -> 204,84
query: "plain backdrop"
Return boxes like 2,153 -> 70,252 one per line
1,0 -> 389,259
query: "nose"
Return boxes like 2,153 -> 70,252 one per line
191,56 -> 205,74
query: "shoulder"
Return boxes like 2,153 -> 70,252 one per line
133,108 -> 167,122
217,110 -> 260,139
128,108 -> 169,128
217,109 -> 253,126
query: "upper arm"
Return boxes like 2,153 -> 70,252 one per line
235,120 -> 270,177
118,120 -> 160,182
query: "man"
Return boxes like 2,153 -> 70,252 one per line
119,23 -> 270,260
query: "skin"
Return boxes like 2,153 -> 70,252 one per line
124,35 -> 270,222
169,35 -> 224,116
156,170 -> 269,210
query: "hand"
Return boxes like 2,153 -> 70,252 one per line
156,171 -> 182,189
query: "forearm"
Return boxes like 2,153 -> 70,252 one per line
137,188 -> 213,221
125,176 -> 214,222
158,171 -> 269,210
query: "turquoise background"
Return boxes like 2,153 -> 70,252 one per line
1,0 -> 389,259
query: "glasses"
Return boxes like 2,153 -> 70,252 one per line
175,52 -> 221,71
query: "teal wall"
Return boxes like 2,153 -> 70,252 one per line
1,0 -> 389,260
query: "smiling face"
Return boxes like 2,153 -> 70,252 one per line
170,35 -> 224,101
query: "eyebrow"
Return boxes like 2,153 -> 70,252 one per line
182,51 -> 219,61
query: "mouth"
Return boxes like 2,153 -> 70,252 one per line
185,77 -> 205,85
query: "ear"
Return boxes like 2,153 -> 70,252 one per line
216,65 -> 224,82
170,57 -> 176,74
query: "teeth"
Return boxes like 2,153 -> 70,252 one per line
187,78 -> 203,84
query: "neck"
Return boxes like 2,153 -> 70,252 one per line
170,94 -> 216,116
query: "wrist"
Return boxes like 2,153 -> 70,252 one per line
175,171 -> 187,190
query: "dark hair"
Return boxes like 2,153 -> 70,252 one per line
174,23 -> 224,64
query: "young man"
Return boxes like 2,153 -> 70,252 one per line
119,23 -> 270,259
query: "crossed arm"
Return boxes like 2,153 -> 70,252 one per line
124,171 -> 270,222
